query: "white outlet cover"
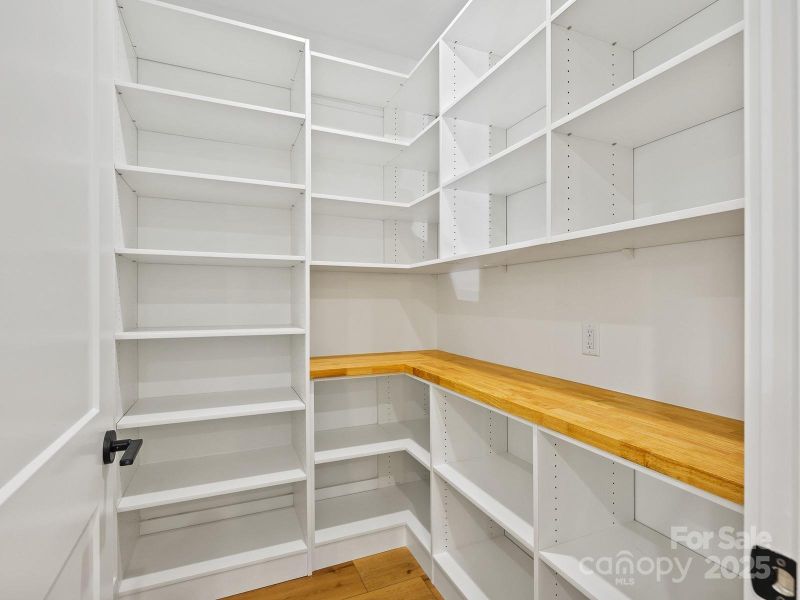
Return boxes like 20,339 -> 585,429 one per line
582,322 -> 599,356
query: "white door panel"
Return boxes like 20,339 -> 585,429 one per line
0,0 -> 113,597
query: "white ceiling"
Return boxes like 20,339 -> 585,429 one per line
178,0 -> 467,67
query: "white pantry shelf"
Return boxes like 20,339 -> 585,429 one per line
552,25 -> 744,147
434,536 -> 534,600
312,199 -> 742,274
311,119 -> 439,171
311,189 -> 440,222
539,521 -> 742,600
117,506 -> 307,596
115,325 -> 306,340
443,0 -> 546,57
310,52 -> 406,108
115,248 -> 305,268
315,480 -> 430,548
443,25 -> 546,128
117,387 -> 305,429
116,82 -> 305,149
118,446 -> 306,512
434,454 -> 534,553
553,0 -> 724,51
118,0 -> 305,87
310,261 -> 422,273
115,165 -> 305,209
389,46 -> 439,116
442,130 -> 547,195
314,420 -> 430,468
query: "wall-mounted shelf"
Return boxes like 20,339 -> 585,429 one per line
117,0 -> 305,87
553,0 -> 727,50
315,479 -> 430,548
311,189 -> 440,222
117,506 -> 307,597
442,130 -> 546,194
118,446 -> 306,512
552,25 -> 743,147
314,420 -> 430,468
443,0 -> 546,57
116,325 -> 306,340
116,248 -> 305,268
311,119 -> 439,171
310,52 -> 406,107
434,455 -> 533,553
115,165 -> 305,209
117,388 -> 305,429
443,25 -> 546,128
116,82 -> 305,149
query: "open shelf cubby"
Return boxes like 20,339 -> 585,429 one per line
433,475 -> 535,600
117,485 -> 309,597
535,430 -> 743,600
314,375 -> 430,467
431,388 -> 534,553
314,452 -> 431,568
117,0 -> 306,111
551,25 -> 743,235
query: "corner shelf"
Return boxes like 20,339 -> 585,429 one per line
118,446 -> 306,512
539,521 -> 742,600
117,506 -> 307,597
311,189 -> 440,222
311,118 -> 439,171
314,420 -> 430,468
315,480 -> 430,548
310,52 -> 406,107
117,387 -> 305,429
115,325 -> 306,340
118,0 -> 305,87
115,165 -> 305,209
116,82 -> 305,149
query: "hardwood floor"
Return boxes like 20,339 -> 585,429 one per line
222,548 -> 443,600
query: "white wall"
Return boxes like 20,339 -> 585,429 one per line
437,236 -> 744,419
310,272 -> 437,356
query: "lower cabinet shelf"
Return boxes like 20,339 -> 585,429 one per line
117,506 -> 307,596
434,535 -> 534,600
118,446 -> 306,512
314,419 -> 431,467
315,479 -> 431,548
434,452 -> 533,552
539,521 -> 742,600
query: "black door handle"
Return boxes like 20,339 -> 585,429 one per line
103,430 -> 143,466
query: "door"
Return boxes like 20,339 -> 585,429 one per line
0,0 -> 115,598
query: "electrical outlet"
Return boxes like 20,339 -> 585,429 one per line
582,322 -> 599,356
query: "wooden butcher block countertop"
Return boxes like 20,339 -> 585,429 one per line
310,349 -> 744,504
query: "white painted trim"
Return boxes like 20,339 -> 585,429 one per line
745,0 -> 800,594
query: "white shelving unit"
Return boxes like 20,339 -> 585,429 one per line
535,430 -> 744,599
118,387 -> 305,429
431,388 -> 534,553
109,0 -> 748,597
113,1 -> 312,597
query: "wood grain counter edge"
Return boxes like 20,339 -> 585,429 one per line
310,350 -> 744,505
